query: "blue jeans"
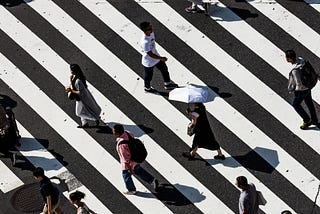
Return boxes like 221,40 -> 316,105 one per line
292,89 -> 318,123
122,164 -> 154,191
144,61 -> 170,88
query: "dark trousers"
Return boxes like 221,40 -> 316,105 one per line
122,164 -> 154,191
292,89 -> 318,123
144,61 -> 170,88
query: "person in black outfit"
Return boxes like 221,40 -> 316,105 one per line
33,167 -> 63,214
183,102 -> 225,160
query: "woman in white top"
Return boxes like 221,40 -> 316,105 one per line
69,191 -> 95,214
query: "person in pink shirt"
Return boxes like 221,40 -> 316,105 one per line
112,124 -> 159,195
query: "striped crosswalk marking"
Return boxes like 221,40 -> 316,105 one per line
0,0 -> 319,213
16,122 -> 113,214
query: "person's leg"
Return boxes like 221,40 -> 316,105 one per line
52,199 -> 63,214
43,204 -> 48,214
155,61 -> 170,83
292,91 -> 310,123
304,90 -> 318,124
122,170 -> 136,191
133,164 -> 154,184
144,66 -> 154,89
155,61 -> 178,89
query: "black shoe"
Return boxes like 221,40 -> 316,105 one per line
164,83 -> 178,90
144,87 -> 157,93
95,119 -> 100,126
214,155 -> 226,160
182,152 -> 195,160
77,123 -> 89,128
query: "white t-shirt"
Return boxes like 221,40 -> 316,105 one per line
140,32 -> 160,67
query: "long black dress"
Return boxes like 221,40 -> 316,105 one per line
191,104 -> 220,151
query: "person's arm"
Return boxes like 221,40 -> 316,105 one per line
46,195 -> 52,214
146,51 -> 167,62
292,69 -> 305,90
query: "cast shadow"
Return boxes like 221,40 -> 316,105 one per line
153,183 -> 193,206
97,122 -> 154,137
206,147 -> 278,174
0,94 -> 17,108
50,176 -> 70,193
208,86 -> 232,98
0,0 -> 32,7
234,147 -> 278,173
16,137 -> 68,170
208,4 -> 258,21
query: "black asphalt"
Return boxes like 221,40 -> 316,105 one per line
0,0 -> 319,213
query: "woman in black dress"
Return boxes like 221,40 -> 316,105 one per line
184,102 -> 225,160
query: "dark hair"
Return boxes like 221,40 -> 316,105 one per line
236,176 -> 248,187
69,191 -> 85,202
33,167 -> 45,178
281,211 -> 292,214
113,124 -> 124,135
70,64 -> 87,88
140,21 -> 150,32
285,50 -> 296,61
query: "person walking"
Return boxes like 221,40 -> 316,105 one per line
183,102 -> 225,160
112,124 -> 159,195
69,191 -> 95,214
139,21 -> 178,93
236,176 -> 259,214
33,167 -> 63,214
285,50 -> 319,129
65,64 -> 102,128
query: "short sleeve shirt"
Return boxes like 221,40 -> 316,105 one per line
140,32 -> 160,67
40,177 -> 60,205
238,183 -> 259,214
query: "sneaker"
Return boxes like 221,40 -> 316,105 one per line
152,179 -> 159,192
123,191 -> 137,195
300,120 -> 312,130
144,87 -> 157,93
164,83 -> 178,90
185,6 -> 197,13
214,155 -> 226,160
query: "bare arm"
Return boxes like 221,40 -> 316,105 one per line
46,195 -> 52,214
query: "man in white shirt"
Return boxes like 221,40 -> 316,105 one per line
140,21 -> 178,93
285,50 -> 318,129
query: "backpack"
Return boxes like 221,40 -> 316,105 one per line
119,132 -> 148,163
299,60 -> 319,89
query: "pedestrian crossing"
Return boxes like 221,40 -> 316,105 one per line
0,0 -> 319,213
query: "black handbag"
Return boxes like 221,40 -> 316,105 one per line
67,76 -> 80,101
187,122 -> 195,136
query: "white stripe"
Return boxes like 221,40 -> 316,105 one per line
0,160 -> 23,193
42,0 -> 319,208
17,0 -> 299,212
200,2 -> 320,153
16,122 -> 112,214
245,0 -> 320,61
0,51 -> 171,213
0,4 -> 231,212
75,1 -> 298,212
304,0 -> 320,12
